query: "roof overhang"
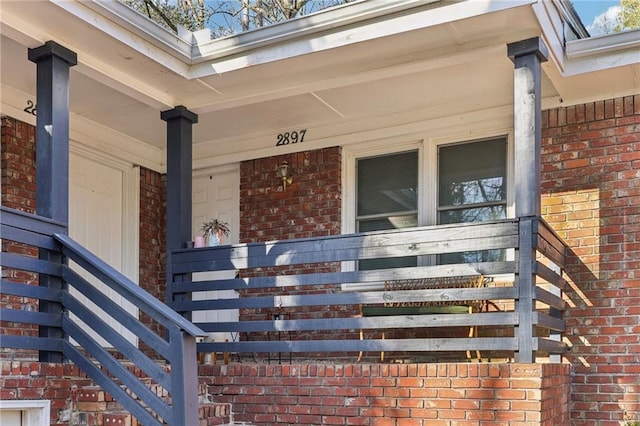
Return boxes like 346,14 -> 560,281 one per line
1,0 -> 638,172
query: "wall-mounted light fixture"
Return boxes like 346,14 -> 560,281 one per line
277,161 -> 293,191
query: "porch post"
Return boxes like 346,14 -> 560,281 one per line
161,106 -> 197,302
28,41 -> 77,363
28,41 -> 77,224
508,37 -> 548,363
161,106 -> 197,251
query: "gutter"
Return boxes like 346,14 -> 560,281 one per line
566,28 -> 640,59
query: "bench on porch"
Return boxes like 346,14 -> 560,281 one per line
358,274 -> 489,362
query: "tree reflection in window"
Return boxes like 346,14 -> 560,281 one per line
438,138 -> 507,264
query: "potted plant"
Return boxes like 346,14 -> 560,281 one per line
200,218 -> 230,247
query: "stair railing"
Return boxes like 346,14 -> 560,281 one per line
1,206 -> 205,425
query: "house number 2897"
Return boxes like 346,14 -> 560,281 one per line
275,129 -> 306,146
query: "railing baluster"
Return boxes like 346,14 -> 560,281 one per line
168,327 -> 200,426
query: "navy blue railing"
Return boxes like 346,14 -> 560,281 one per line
0,206 -> 204,425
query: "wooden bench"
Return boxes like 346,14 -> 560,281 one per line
358,274 -> 488,362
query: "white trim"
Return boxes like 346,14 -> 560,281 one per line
196,104 -> 515,168
566,28 -> 640,60
193,162 -> 241,177
0,400 -> 50,426
0,85 -> 37,127
341,138 -> 422,235
73,0 -> 534,78
69,113 -> 164,173
54,0 -> 192,67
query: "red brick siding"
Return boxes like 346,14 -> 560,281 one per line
138,168 -> 167,355
138,167 -> 166,301
0,361 -> 93,426
542,94 -> 640,425
201,362 -> 570,425
0,116 -> 36,212
1,116 -> 39,359
238,148 -> 352,355
239,148 -> 342,242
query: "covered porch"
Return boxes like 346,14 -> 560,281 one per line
1,0 -> 610,424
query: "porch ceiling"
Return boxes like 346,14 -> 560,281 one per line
1,0 -> 638,171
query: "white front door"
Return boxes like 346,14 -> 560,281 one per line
192,165 -> 240,342
69,149 -> 139,347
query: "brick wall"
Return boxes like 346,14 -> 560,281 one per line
138,167 -> 166,301
1,116 -> 39,359
0,361 -> 93,426
541,95 -> 640,425
138,168 -> 167,353
239,148 -> 341,242
201,362 -> 570,425
238,148 -> 353,354
0,116 -> 36,212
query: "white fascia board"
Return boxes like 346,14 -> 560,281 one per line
564,29 -> 640,75
65,0 -> 537,79
191,0 -> 537,78
53,0 -> 193,70
0,3 -> 182,109
193,0 -> 441,63
532,0 -> 566,72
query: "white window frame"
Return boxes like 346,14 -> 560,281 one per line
341,129 -> 514,291
0,400 -> 50,426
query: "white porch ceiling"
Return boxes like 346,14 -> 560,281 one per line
1,0 -> 638,172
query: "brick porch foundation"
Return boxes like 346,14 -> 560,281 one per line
199,362 -> 571,425
1,360 -> 569,425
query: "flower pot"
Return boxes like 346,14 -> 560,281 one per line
206,232 -> 222,247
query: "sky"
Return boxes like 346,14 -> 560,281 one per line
571,0 -> 622,34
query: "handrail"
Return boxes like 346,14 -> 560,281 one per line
1,206 -> 205,425
53,233 -> 203,337
53,233 -> 205,425
0,205 -> 67,235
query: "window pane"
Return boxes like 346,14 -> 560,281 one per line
438,138 -> 506,208
357,151 -> 418,271
358,215 -> 418,232
438,138 -> 507,265
439,205 -> 507,224
357,151 -> 418,217
440,249 -> 506,265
